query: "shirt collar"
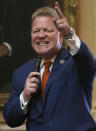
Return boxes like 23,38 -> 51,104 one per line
40,55 -> 56,68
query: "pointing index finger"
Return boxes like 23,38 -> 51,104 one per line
55,2 -> 64,19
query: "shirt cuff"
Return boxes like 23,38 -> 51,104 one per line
2,42 -> 12,56
66,34 -> 81,56
20,92 -> 29,112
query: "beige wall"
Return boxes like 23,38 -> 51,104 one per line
78,0 -> 96,55
78,0 -> 96,120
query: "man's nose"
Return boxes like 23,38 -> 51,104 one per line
38,30 -> 45,38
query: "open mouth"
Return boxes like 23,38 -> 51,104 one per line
37,41 -> 49,45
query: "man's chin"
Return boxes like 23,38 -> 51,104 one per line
38,53 -> 47,58
36,53 -> 48,59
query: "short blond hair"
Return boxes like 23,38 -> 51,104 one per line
32,7 -> 58,25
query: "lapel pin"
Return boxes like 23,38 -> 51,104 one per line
60,60 -> 64,64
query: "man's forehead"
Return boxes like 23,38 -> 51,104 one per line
32,16 -> 56,27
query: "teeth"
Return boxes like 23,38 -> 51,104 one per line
39,42 -> 47,45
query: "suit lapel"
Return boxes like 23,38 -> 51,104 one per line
44,48 -> 70,108
32,85 -> 43,114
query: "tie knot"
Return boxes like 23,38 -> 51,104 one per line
44,61 -> 52,70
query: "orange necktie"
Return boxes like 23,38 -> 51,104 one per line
42,61 -> 52,101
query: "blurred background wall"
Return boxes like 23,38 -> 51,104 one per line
78,0 -> 96,120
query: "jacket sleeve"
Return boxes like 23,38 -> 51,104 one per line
3,70 -> 27,127
72,41 -> 96,86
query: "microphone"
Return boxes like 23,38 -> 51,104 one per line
34,56 -> 42,72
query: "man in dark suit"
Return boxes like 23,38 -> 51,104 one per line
0,0 -> 44,92
3,2 -> 96,131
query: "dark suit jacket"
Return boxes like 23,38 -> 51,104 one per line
3,41 -> 96,131
0,0 -> 44,91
